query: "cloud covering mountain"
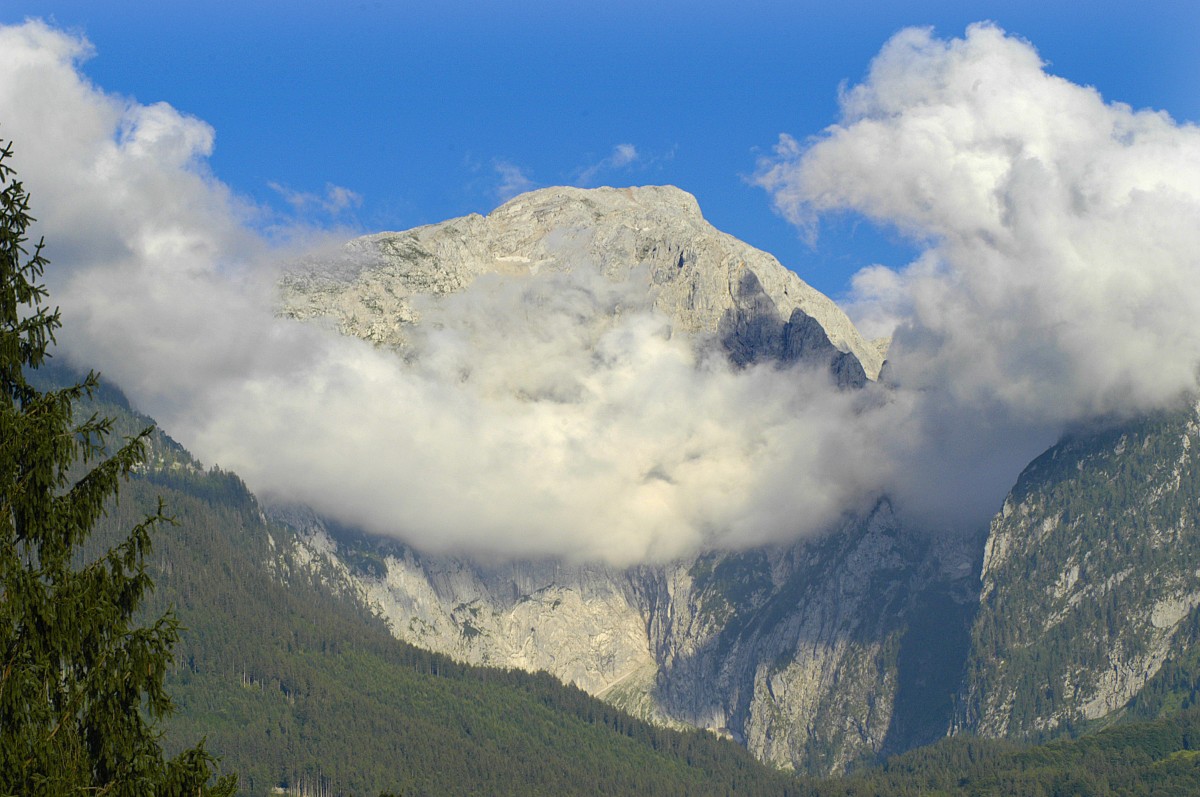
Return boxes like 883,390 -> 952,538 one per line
2,20 -> 1198,563
756,22 -> 1200,524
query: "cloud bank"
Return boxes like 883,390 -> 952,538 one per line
757,22 -> 1200,524
200,270 -> 890,563
3,20 -> 1199,564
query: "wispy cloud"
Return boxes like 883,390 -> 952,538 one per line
269,181 -> 363,216
576,143 -> 640,186
494,159 -> 535,200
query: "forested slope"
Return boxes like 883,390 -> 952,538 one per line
961,400 -> 1200,739
802,709 -> 1200,796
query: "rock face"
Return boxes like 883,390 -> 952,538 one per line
280,185 -> 883,381
959,400 -> 1200,738
277,504 -> 978,775
719,270 -> 867,388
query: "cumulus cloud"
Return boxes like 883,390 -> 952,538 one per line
757,22 -> 1200,523
0,20 -> 280,410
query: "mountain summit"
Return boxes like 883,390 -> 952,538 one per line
280,185 -> 883,383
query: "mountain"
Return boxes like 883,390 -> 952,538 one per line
44,360 -> 1200,792
271,185 -> 974,773
29,182 -> 1200,791
38,362 -> 1200,795
272,184 -> 1200,777
280,185 -> 883,386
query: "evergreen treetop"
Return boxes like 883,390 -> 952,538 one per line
0,138 -> 235,796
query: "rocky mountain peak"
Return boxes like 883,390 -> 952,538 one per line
280,185 -> 884,381
490,184 -> 704,226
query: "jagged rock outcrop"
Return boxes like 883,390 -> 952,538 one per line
644,504 -> 978,771
279,185 -> 883,381
719,270 -> 867,388
959,399 -> 1200,738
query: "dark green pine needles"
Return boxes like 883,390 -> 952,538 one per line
0,138 -> 235,796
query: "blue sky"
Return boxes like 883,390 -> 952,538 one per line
5,0 -> 1197,298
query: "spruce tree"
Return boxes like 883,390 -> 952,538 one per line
0,139 -> 235,795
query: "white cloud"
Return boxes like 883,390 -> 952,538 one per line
8,19 -> 1196,565
609,143 -> 638,168
758,23 -> 1200,524
0,20 -> 274,405
196,271 -> 889,563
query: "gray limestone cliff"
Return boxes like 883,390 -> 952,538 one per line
272,505 -> 978,775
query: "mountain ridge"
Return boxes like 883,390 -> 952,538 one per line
280,184 -> 884,383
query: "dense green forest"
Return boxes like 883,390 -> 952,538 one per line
801,709 -> 1200,796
